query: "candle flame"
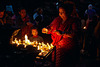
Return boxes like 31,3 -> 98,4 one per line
11,34 -> 54,56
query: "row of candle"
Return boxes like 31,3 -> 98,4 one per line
11,35 -> 54,56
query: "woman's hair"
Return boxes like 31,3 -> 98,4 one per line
58,1 -> 79,17
58,1 -> 74,16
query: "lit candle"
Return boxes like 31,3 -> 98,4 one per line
83,26 -> 86,29
36,41 -> 38,46
47,43 -> 51,49
18,39 -> 21,45
38,52 -> 43,56
37,45 -> 39,50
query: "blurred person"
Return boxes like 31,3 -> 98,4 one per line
33,8 -> 43,26
84,4 -> 97,29
94,19 -> 100,59
16,7 -> 33,39
5,4 -> 17,28
0,5 -> 14,48
85,15 -> 98,58
82,4 -> 98,57
0,6 -> 13,28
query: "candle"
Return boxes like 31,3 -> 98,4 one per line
38,52 -> 43,56
36,41 -> 38,46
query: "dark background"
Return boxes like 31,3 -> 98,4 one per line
0,0 -> 100,18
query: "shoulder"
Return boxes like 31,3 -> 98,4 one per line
33,13 -> 38,19
92,9 -> 96,12
54,16 -> 61,20
33,13 -> 38,17
52,16 -> 62,23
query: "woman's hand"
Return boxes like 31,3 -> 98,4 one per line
27,22 -> 33,26
63,34 -> 72,38
42,28 -> 48,34
53,30 -> 61,35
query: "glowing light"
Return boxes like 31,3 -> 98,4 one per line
11,34 -> 54,56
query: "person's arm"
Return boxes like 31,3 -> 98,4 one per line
25,15 -> 34,26
42,17 -> 60,34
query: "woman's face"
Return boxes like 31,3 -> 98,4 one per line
59,7 -> 67,21
32,29 -> 38,36
19,9 -> 26,18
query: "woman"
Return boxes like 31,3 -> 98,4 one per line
42,1 -> 80,67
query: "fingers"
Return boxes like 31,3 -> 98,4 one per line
42,28 -> 48,34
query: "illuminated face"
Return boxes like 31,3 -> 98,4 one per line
0,11 -> 4,18
32,29 -> 38,36
19,9 -> 26,18
59,7 -> 67,21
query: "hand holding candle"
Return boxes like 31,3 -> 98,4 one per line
42,28 -> 48,34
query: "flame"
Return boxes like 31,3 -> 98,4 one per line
83,26 -> 86,29
25,34 -> 31,45
47,43 -> 51,49
11,34 -> 54,56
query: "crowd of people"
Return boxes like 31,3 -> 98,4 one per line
0,0 -> 100,67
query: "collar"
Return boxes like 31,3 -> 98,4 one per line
33,35 -> 38,38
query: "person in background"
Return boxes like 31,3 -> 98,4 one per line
83,4 -> 98,57
29,27 -> 44,43
33,8 -> 44,37
16,7 -> 33,39
0,5 -> 13,29
94,18 -> 100,59
42,1 -> 81,67
33,8 -> 43,26
84,4 -> 97,29
0,5 -> 14,50
5,4 -> 17,29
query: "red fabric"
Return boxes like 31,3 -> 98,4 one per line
33,35 -> 38,38
21,15 -> 32,37
47,16 -> 77,47
22,25 -> 31,37
47,16 -> 79,67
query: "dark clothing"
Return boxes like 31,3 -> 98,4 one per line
94,21 -> 100,47
0,15 -> 15,45
84,9 -> 96,20
0,15 -> 13,28
16,15 -> 30,28
16,15 -> 32,37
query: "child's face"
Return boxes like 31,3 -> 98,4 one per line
32,29 -> 38,36
0,11 -> 4,18
19,9 -> 26,18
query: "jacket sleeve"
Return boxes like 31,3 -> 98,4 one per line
47,17 -> 60,34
